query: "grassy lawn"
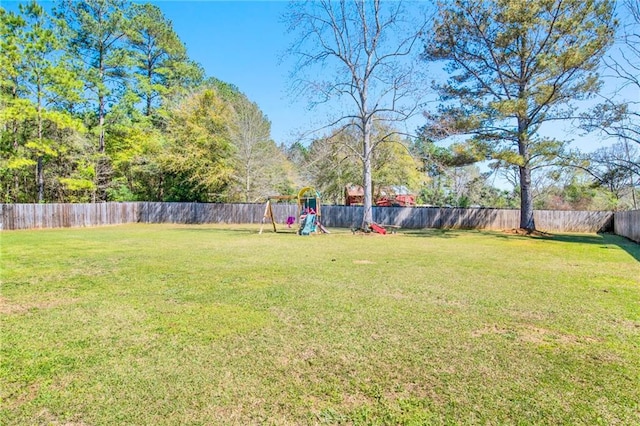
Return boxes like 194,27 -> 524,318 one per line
1,224 -> 639,425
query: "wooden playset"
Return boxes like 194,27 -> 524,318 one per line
259,187 -> 329,235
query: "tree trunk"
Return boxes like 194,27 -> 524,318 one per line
97,91 -> 106,202
624,139 -> 637,209
11,88 -> 19,201
361,118 -> 374,229
98,95 -> 105,153
158,175 -> 164,201
146,57 -> 153,116
98,48 -> 106,153
37,87 -> 44,203
12,81 -> 19,151
518,113 -> 535,231
518,164 -> 535,231
36,155 -> 44,203
96,120 -> 106,202
37,157 -> 44,203
245,173 -> 250,203
95,155 -> 112,202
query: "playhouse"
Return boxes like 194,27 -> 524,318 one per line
345,183 -> 416,207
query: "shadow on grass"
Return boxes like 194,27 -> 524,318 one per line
165,225 -> 304,236
165,225 -> 260,235
551,233 -> 640,262
164,224 -> 640,261
403,228 -> 640,262
401,228 -> 478,239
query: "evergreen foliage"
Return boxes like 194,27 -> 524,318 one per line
423,0 -> 617,228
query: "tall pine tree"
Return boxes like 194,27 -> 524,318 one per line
423,0 -> 616,231
127,3 -> 203,118
55,0 -> 130,201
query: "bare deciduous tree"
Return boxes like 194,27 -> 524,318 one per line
228,98 -> 291,203
285,0 -> 427,228
582,0 -> 640,144
588,142 -> 639,208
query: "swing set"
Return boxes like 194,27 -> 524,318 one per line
259,187 -> 329,235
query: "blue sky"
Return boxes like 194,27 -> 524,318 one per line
156,1 -> 305,145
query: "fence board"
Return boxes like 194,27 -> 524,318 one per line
534,210 -> 613,233
0,203 -> 141,230
614,210 -> 640,243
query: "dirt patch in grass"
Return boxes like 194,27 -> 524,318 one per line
471,323 -> 600,345
504,309 -> 552,322
471,324 -> 510,338
433,297 -> 467,307
517,325 -> 599,345
34,408 -> 89,426
353,260 -> 375,264
4,381 -> 41,410
612,318 -> 640,330
0,297 -> 27,315
379,290 -> 409,300
0,296 -> 79,315
504,228 -> 553,237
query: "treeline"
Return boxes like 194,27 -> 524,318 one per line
1,0 -> 638,211
285,127 -> 639,211
0,0 -> 294,204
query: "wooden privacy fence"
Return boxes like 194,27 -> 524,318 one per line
1,202 -> 616,234
140,202 -> 298,225
614,210 -> 640,243
0,203 -> 141,231
321,206 -> 613,233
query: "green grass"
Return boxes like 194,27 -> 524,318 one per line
1,224 -> 639,425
